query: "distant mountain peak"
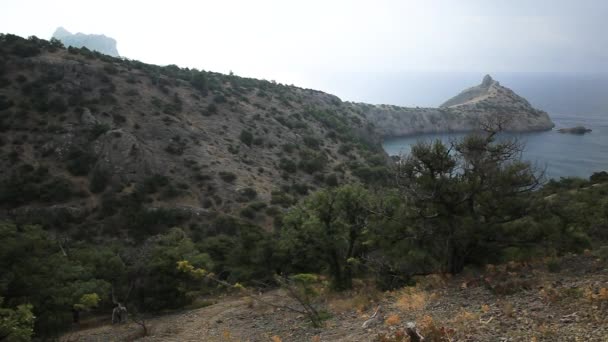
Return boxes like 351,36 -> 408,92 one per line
52,27 -> 71,38
51,27 -> 119,57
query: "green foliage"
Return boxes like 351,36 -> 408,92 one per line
271,190 -> 295,208
190,72 -> 209,94
303,135 -> 321,149
66,148 -> 97,176
219,171 -> 237,183
0,298 -> 34,342
237,187 -> 257,202
89,168 -> 109,193
89,123 -> 110,140
0,166 -> 76,207
239,130 -> 254,147
298,150 -> 327,174
73,293 -> 100,311
279,184 -> 372,290
128,228 -> 213,311
279,158 -> 297,174
0,223 -> 112,336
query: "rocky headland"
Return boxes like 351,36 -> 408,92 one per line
353,74 -> 555,137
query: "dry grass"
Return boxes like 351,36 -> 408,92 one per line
417,315 -> 454,342
395,287 -> 429,312
499,300 -> 515,318
384,314 -> 401,326
327,279 -> 381,314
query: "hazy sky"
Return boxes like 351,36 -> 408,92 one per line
1,0 -> 607,96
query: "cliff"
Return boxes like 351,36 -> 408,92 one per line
52,27 -> 119,57
354,74 -> 554,137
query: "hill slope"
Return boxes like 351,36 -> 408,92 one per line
0,34 -> 386,236
0,34 -> 553,237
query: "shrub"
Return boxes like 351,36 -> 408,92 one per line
298,151 -> 327,174
66,148 -> 97,176
89,123 -> 110,140
238,187 -> 257,202
239,130 -> 254,146
219,171 -> 237,183
279,158 -> 297,174
206,103 -> 218,114
303,135 -> 321,149
282,143 -> 296,154
240,207 -> 256,219
325,173 -> 339,187
271,191 -> 294,208
213,94 -> 227,103
89,168 -> 110,193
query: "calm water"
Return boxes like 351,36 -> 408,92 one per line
383,114 -> 608,180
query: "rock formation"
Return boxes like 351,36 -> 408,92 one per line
52,27 -> 119,57
557,126 -> 592,134
354,75 -> 554,137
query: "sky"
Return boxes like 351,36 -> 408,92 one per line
1,0 -> 607,105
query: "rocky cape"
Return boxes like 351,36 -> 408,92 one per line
52,27 -> 119,57
353,74 -> 555,137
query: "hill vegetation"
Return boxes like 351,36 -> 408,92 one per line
0,34 -> 606,341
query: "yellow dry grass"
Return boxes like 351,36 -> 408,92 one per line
395,287 -> 428,312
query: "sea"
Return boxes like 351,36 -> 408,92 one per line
314,71 -> 607,180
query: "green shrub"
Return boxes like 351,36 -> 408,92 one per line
239,130 -> 254,146
237,187 -> 257,201
279,158 -> 297,173
303,135 -> 321,149
282,143 -> 297,154
219,171 -> 237,183
89,168 -> 109,193
206,103 -> 218,114
66,148 -> 97,176
240,207 -> 256,219
89,123 -> 110,140
298,151 -> 327,174
271,190 -> 294,208
325,173 -> 339,187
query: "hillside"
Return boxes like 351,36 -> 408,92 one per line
356,74 -> 554,137
53,27 -> 120,57
0,34 -> 388,236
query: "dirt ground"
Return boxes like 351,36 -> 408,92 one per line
61,254 -> 608,342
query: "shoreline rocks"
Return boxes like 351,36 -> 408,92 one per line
557,126 -> 592,134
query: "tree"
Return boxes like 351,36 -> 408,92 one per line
280,184 -> 373,290
395,130 -> 541,273
0,223 -> 111,336
124,228 -> 213,311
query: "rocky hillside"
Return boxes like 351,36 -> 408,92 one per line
355,74 -> 554,137
0,34 -> 555,238
53,27 -> 119,57
0,34 -> 387,237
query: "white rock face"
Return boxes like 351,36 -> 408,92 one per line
351,75 -> 555,137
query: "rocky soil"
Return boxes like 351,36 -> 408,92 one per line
61,254 -> 608,341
